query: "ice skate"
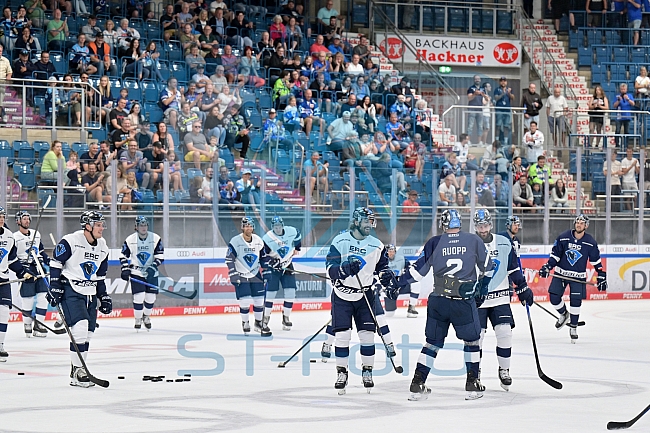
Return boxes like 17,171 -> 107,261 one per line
409,370 -> 431,401
386,342 -> 397,358
282,315 -> 292,331
465,371 -> 485,400
242,321 -> 251,335
407,304 -> 419,318
555,310 -> 570,330
0,343 -> 8,362
335,366 -> 348,395
569,325 -> 578,343
254,320 -> 272,336
321,342 -> 332,362
54,318 -> 63,329
499,367 -> 512,391
24,323 -> 32,337
70,366 -> 91,388
32,322 -> 48,338
362,366 -> 374,393
134,318 -> 142,330
143,315 -> 151,330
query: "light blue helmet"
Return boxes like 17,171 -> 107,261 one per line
135,215 -> 149,229
440,209 -> 461,231
473,209 -> 492,228
271,216 -> 284,227
505,215 -> 521,230
241,216 -> 255,230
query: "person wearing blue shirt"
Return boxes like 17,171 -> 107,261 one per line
613,83 -> 636,147
263,108 -> 293,150
467,75 -> 485,140
628,0 -> 642,45
493,77 -> 514,146
351,75 -> 370,100
299,89 -> 325,136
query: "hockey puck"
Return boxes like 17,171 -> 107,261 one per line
143,376 -> 151,381
310,359 -> 316,363
118,376 -> 125,379
17,372 -> 24,376
175,378 -> 184,382
183,374 -> 191,377
183,378 -> 191,382
166,379 -> 173,383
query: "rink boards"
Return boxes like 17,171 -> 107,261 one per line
8,245 -> 650,322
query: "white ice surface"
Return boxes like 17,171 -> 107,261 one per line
1,299 -> 649,433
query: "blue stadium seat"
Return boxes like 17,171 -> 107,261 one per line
110,78 -> 123,100
17,142 -> 35,163
51,52 -> 66,74
587,29 -> 603,46
631,47 -> 646,64
165,41 -> 183,62
17,164 -> 36,190
595,46 -> 610,64
578,47 -> 591,67
481,9 -> 494,33
34,141 -> 50,162
611,64 -> 627,82
591,64 -> 604,84
605,30 -> 621,45
142,80 -> 158,103
123,78 -> 142,101
496,11 -> 513,33
448,8 -> 467,31
613,46 -> 628,63
146,20 -> 161,40
569,30 -> 581,50
144,103 -> 163,123
0,140 -> 13,165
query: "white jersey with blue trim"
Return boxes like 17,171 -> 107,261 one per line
226,233 -> 275,279
547,230 -> 602,280
120,232 -> 165,277
50,230 -> 109,296
262,226 -> 301,268
326,231 -> 389,302
0,228 -> 20,280
13,229 -> 47,264
388,255 -> 408,276
481,234 -> 525,309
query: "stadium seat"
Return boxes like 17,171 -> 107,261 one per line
591,64 -> 604,85
481,9 -> 494,33
16,164 -> 36,190
123,78 -> 142,101
17,142 -> 35,164
496,11 -> 513,33
631,47 -> 646,64
613,46 -> 628,63
144,103 -> 163,123
0,140 -> 13,165
605,30 -> 621,45
594,46 -> 610,64
578,47 -> 591,67
448,8 -> 467,31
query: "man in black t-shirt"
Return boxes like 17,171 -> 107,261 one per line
110,118 -> 133,158
80,142 -> 103,173
142,141 -> 166,189
109,98 -> 128,132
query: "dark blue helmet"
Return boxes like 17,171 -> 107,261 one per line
15,211 -> 31,224
352,207 -> 376,227
80,211 -> 105,228
574,214 -> 589,228
473,209 -> 492,228
505,215 -> 521,230
135,215 -> 148,229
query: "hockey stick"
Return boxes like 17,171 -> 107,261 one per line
607,403 -> 650,430
132,278 -> 197,300
277,318 -> 332,368
283,267 -> 330,281
534,302 -> 586,327
6,274 -> 50,285
355,274 -> 403,374
525,304 -> 563,389
31,250 -> 109,388
259,279 -> 272,337
10,303 -> 66,334
526,268 -> 599,287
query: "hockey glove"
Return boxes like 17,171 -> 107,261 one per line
98,293 -> 113,315
146,266 -> 157,281
516,284 -> 534,306
121,265 -> 131,282
268,257 -> 281,270
47,284 -> 64,307
597,271 -> 607,292
379,270 -> 399,300
538,263 -> 552,278
22,266 -> 37,280
341,257 -> 362,278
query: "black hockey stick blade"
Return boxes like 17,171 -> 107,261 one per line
607,404 -> 650,430
526,304 -> 563,389
534,302 -> 585,326
11,304 -> 66,335
135,278 -> 198,299
277,318 -> 332,368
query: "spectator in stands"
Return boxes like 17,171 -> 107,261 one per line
179,24 -> 198,55
82,162 -> 109,208
385,112 -> 411,150
68,34 -> 95,75
453,133 -> 480,170
490,174 -> 509,207
46,9 -> 68,52
373,130 -> 404,171
495,152 -> 509,180
81,15 -> 101,42
123,38 -> 148,80
635,66 -> 650,106
494,76 -> 514,146
80,142 -> 103,173
352,76 -> 370,101
323,16 -> 341,46
269,15 -> 287,48
121,139 -> 148,186
33,50 -> 56,80
136,120 -> 152,150
185,44 -> 206,77
340,93 -> 357,117
210,66 -> 228,94
528,154 -> 552,188
303,151 -> 328,204
313,52 -> 332,81
614,83 -> 636,147
512,156 -> 526,183
286,17 -> 303,52
111,117 -> 133,157
480,82 -> 493,146
466,75 -> 485,141
442,152 -> 466,193
216,84 -> 241,114
475,171 -> 495,207
621,146 -> 640,210
103,20 -> 119,48
346,54 -> 364,76
523,121 -> 544,163
12,50 -> 34,85
15,27 -> 41,54
628,0 -> 642,45
327,110 -> 357,153
197,166 -> 214,203
391,77 -> 413,106
364,59 -> 380,83
235,168 -> 261,206
374,151 -> 406,193
401,190 -> 421,213
531,182 -> 544,208
88,33 -> 115,77
239,46 -> 265,88
317,1 -> 345,30
550,0 -> 572,33
263,108 -> 292,150
587,85 -> 608,149
546,87 -> 569,145
402,134 -> 422,173
352,109 -> 371,137
109,97 -> 128,132
521,82 -> 542,131
342,131 -> 372,175
152,122 -> 174,154
221,45 -> 239,83
352,35 -> 371,63
195,10 -> 209,36
99,140 -> 117,169
210,7 -> 226,44
229,11 -> 254,49
116,18 -> 141,58
389,94 -> 411,125
199,82 -> 219,117
142,141 -> 165,190
184,121 -> 212,169
178,101 -> 201,141
513,173 -> 535,211
481,140 -> 500,173
299,89 -> 325,136
160,77 -> 183,131
309,34 -> 330,59
41,140 -> 68,183
604,149 -> 622,211
330,52 -> 346,78
66,151 -> 81,183
160,4 -> 178,39
328,35 -> 344,56
437,175 -> 457,207
224,104 -> 251,158
550,178 -> 568,212
280,1 -> 298,24
199,25 -> 218,55
283,95 -> 301,131
586,0 -> 607,27
25,0 -> 45,29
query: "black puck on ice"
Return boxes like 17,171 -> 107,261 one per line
183,374 -> 191,377
310,359 -> 316,363
183,378 -> 191,382
143,376 -> 151,381
166,379 -> 173,382
17,372 -> 25,376
175,378 -> 184,382
118,376 -> 125,379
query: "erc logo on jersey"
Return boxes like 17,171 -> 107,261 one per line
56,244 -> 66,257
243,254 -> 258,268
80,261 -> 98,280
566,249 -> 582,266
277,246 -> 290,259
137,251 -> 151,266
0,248 -> 7,262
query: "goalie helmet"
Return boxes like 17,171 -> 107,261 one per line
439,209 -> 461,231
271,216 -> 284,227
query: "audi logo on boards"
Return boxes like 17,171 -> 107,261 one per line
177,251 -> 191,257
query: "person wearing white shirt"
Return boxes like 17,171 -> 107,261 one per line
452,133 -> 480,170
634,66 -> 650,98
523,121 -> 544,163
603,148 -> 623,211
545,87 -> 569,145
346,54 -> 364,76
620,145 -> 640,210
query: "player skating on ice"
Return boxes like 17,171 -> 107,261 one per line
474,209 -> 533,391
498,216 -> 522,263
47,211 -> 112,386
226,217 -> 280,336
396,209 -> 493,401
383,244 -> 419,318
325,207 -> 393,394
14,211 -> 51,337
538,214 -> 606,343
120,216 -> 164,331
262,216 -> 301,331
0,207 -> 29,361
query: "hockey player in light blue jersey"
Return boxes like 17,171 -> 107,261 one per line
397,209 -> 493,401
262,216 -> 301,330
539,214 -> 606,343
474,209 -> 532,391
47,211 -> 112,387
14,211 -> 51,338
325,207 -> 395,395
120,216 -> 165,331
0,207 -> 28,362
227,217 -> 280,336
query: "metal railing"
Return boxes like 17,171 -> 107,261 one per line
441,105 -> 526,147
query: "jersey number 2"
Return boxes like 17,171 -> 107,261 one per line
445,258 -> 462,276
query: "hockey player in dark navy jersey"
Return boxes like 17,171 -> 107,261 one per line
397,209 -> 493,401
498,215 -> 522,265
538,214 -> 606,343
